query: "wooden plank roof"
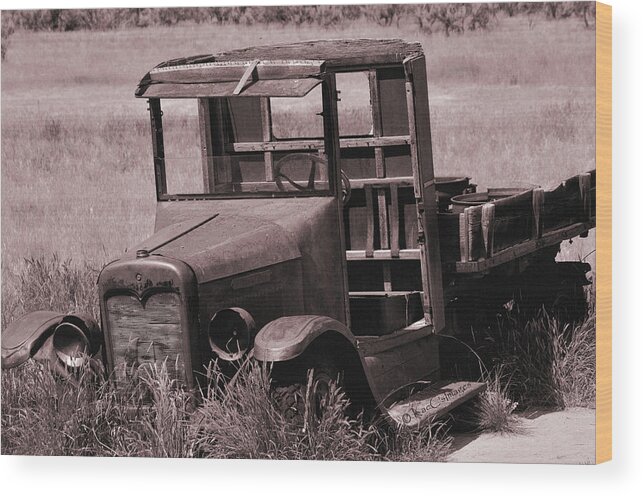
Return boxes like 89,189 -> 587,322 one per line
136,39 -> 423,98
154,39 -> 423,71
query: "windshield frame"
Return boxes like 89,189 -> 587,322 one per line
148,75 -> 340,202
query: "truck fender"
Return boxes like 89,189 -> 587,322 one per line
253,315 -> 356,362
1,311 -> 101,371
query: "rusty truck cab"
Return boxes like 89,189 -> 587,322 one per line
84,40 -> 485,426
116,39 -> 470,421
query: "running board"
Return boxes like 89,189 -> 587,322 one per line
387,381 -> 486,427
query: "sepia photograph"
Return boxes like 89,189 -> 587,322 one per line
1,2 -> 607,465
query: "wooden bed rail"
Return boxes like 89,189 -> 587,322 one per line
458,171 -> 595,264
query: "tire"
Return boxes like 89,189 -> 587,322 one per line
271,354 -> 343,423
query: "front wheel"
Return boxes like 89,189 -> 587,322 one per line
272,356 -> 343,424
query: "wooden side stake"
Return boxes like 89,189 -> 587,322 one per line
459,212 -> 469,262
466,206 -> 482,261
579,172 -> 591,220
481,203 -> 495,258
532,188 -> 545,239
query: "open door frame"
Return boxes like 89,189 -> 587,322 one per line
403,54 -> 445,332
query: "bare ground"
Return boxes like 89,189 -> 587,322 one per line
449,408 -> 595,464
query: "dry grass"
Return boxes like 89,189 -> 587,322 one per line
2,355 -> 453,460
486,306 -> 597,409
0,254 -> 594,456
192,362 -> 378,460
375,422 -> 453,462
1,255 -> 99,328
472,369 -> 521,434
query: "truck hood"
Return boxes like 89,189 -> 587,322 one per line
126,204 -> 305,284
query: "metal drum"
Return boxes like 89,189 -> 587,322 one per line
435,176 -> 475,212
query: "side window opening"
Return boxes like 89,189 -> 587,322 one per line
336,71 -> 373,137
160,99 -> 204,195
270,86 -> 323,139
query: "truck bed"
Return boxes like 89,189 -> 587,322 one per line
345,170 -> 595,275
439,170 -> 595,273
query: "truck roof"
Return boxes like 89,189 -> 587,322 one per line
154,39 -> 423,71
136,39 -> 423,98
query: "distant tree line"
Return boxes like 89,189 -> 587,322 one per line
1,3 -> 596,60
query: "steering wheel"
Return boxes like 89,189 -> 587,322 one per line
274,153 -> 352,204
274,153 -> 325,192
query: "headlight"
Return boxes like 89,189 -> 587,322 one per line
52,321 -> 90,368
208,307 -> 255,361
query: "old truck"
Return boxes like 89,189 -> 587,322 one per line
2,39 -> 595,427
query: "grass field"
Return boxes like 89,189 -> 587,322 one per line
1,15 -> 596,269
1,13 -> 597,459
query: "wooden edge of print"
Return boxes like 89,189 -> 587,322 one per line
595,1 -> 612,465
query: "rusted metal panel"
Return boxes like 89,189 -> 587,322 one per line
388,380 -> 487,426
1,311 -> 65,369
128,213 -> 218,255
360,331 -> 440,406
197,260 -> 305,361
154,196 -> 347,324
146,213 -> 300,284
254,315 -> 354,362
1,312 -> 101,371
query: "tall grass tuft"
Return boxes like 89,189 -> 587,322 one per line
190,361 -> 377,460
1,255 -> 99,329
1,360 -> 194,457
2,360 -> 132,456
472,368 -> 521,433
489,306 -> 596,409
134,363 -> 193,457
376,422 -> 453,462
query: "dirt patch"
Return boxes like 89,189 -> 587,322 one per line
449,407 -> 595,464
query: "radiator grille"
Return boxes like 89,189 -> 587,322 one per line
106,292 -> 185,380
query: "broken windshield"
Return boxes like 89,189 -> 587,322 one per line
157,97 -> 332,199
